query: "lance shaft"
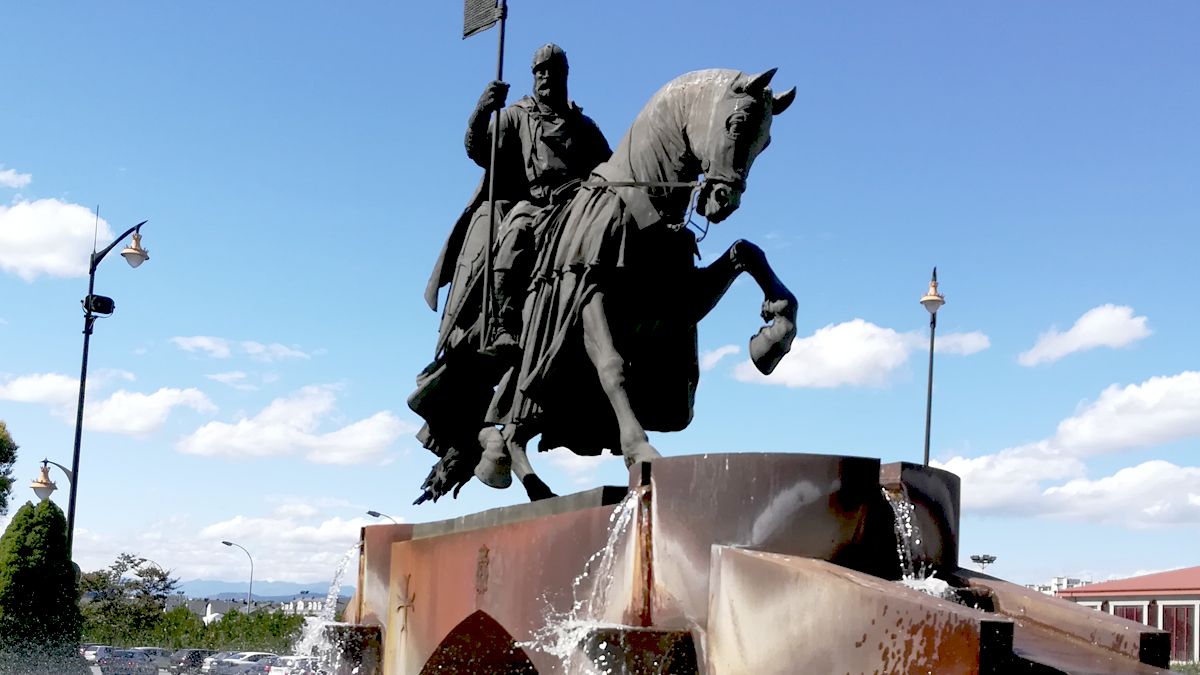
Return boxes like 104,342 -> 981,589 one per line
482,0 -> 507,349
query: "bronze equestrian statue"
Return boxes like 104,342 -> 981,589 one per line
413,66 -> 798,504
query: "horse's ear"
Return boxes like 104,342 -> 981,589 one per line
772,86 -> 797,116
740,68 -> 778,97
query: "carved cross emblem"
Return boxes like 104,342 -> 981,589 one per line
396,574 -> 416,633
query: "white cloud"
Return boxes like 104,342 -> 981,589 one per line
71,509 -> 371,583
172,336 -> 313,362
700,345 -> 740,371
936,441 -> 1085,513
85,388 -> 216,435
241,341 -> 312,363
734,319 -> 988,388
206,371 -> 257,391
544,447 -> 610,485
936,371 -> 1200,526
932,331 -> 991,355
1019,304 -> 1150,366
1041,461 -> 1200,528
172,336 -> 232,359
1049,372 -> 1200,455
177,385 -> 414,465
0,372 -> 214,434
0,199 -> 114,281
0,166 -> 32,189
0,372 -> 79,407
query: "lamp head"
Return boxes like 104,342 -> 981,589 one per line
221,541 -> 233,547
121,226 -> 150,269
367,510 -> 383,518
920,267 -> 945,315
31,460 -> 57,502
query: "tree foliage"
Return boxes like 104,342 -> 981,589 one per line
0,500 -> 88,674
81,552 -> 179,645
0,421 -> 17,517
80,553 -> 306,653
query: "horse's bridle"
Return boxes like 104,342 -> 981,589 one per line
579,176 -> 746,244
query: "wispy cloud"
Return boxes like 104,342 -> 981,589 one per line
206,371 -> 257,391
700,345 -> 740,371
935,371 -> 1200,526
1018,304 -> 1150,366
0,165 -> 32,189
172,336 -> 314,362
177,385 -> 414,465
241,341 -> 312,363
734,319 -> 989,388
0,199 -> 113,281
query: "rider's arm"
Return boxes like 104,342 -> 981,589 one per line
465,81 -> 511,168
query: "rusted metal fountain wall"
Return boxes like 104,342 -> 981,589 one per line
345,453 -> 1171,674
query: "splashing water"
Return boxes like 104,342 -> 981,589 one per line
292,542 -> 360,669
520,490 -> 642,675
882,485 -> 962,602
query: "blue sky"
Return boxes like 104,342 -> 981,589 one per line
1,1 -> 1197,586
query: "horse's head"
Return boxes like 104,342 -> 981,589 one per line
690,68 -> 795,223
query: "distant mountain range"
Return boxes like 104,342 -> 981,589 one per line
177,579 -> 356,601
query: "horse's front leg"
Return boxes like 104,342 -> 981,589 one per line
477,424 -> 557,501
582,292 -> 661,467
692,239 -> 797,374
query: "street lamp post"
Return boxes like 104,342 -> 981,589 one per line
366,510 -> 398,524
970,554 -> 997,572
66,219 -> 150,557
221,541 -> 254,611
31,458 -> 75,502
920,268 -> 945,466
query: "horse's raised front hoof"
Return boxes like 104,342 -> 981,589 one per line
521,474 -> 557,502
623,441 -> 661,468
474,427 -> 513,489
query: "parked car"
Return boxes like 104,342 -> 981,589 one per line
132,646 -> 173,668
214,652 -> 278,675
201,651 -> 239,673
97,649 -> 157,675
267,656 -> 320,675
84,645 -> 115,662
168,647 -> 216,674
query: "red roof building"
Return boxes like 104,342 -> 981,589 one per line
1058,566 -> 1200,663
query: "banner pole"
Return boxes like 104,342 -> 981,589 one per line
481,0 -> 507,350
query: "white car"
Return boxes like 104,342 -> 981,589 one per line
267,656 -> 319,675
215,651 -> 278,675
84,645 -> 114,662
201,651 -> 239,673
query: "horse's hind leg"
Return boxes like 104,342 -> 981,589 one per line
581,292 -> 662,467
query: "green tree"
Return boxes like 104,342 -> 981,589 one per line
0,500 -> 87,674
81,552 -> 179,645
0,421 -> 17,516
157,605 -> 207,649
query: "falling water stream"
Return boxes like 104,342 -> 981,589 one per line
519,490 -> 642,675
292,542 -> 361,669
881,485 -> 955,600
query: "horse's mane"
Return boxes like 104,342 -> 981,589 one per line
603,69 -> 746,220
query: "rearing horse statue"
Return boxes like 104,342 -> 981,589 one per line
414,68 -> 799,503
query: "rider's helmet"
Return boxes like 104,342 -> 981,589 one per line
531,43 -> 568,73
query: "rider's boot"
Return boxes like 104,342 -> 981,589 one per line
474,427 -> 513,489
482,270 -> 522,360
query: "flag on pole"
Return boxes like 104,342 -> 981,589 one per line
464,0 -> 502,38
